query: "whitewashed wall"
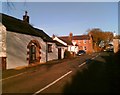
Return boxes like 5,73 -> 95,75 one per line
47,42 -> 58,61
6,31 -> 47,69
53,36 -> 67,59
57,47 -> 67,59
0,24 -> 6,57
61,48 -> 65,59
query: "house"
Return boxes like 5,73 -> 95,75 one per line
54,33 -> 93,54
0,12 -> 59,70
53,33 -> 79,54
72,34 -> 93,53
53,40 -> 67,59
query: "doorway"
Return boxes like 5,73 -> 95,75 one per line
27,40 -> 41,64
58,48 -> 61,59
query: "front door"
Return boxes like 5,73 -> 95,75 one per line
29,45 -> 36,63
58,48 -> 61,59
27,40 -> 41,64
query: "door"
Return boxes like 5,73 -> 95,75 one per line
58,48 -> 61,59
29,45 -> 36,63
0,57 -> 6,70
27,40 -> 41,64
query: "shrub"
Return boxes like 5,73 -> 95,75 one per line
64,50 -> 72,58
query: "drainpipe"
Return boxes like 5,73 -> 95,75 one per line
46,41 -> 48,62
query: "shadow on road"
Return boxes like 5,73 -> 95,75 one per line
63,51 -> 120,94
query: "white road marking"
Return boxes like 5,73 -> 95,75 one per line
91,53 -> 100,60
33,71 -> 72,95
92,57 -> 95,60
0,72 -> 27,81
78,62 -> 86,67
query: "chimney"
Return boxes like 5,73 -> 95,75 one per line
23,11 -> 29,23
52,34 -> 55,39
69,32 -> 73,41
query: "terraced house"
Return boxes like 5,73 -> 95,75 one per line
72,34 -> 94,53
53,32 -> 93,54
0,12 -> 64,70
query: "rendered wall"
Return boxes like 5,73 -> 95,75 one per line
6,31 -> 46,69
47,42 -> 58,61
0,24 -> 7,70
0,24 -> 6,58
61,47 -> 66,59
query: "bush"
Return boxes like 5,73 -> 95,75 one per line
64,50 -> 72,58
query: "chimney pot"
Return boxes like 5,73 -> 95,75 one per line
23,11 -> 29,23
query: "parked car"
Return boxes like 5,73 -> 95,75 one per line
77,50 -> 86,56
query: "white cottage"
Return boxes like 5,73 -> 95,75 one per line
0,13 -> 58,70
53,35 -> 78,54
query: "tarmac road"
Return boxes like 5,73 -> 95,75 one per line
2,52 -> 100,94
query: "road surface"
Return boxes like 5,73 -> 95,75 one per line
2,52 -> 100,94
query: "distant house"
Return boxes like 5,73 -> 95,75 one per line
53,34 -> 78,55
72,34 -> 93,53
0,12 -> 59,70
54,33 -> 93,54
53,33 -> 79,54
53,40 -> 67,59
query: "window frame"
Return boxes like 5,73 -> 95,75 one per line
30,44 -> 36,62
84,46 -> 87,51
48,44 -> 53,53
83,40 -> 87,44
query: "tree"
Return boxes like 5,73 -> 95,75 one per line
88,28 -> 113,52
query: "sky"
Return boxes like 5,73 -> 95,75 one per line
1,2 -> 119,36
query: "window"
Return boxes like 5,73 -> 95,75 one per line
89,40 -> 91,43
84,46 -> 87,51
84,40 -> 86,44
78,40 -> 81,44
79,46 -> 83,50
48,44 -> 52,53
30,44 -> 36,62
27,40 -> 41,64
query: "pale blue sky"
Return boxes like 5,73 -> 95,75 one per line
2,2 -> 118,36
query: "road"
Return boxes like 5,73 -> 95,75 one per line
2,52 -> 100,94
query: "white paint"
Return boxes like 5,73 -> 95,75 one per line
78,62 -> 86,67
6,31 -> 46,69
33,71 -> 72,95
47,42 -> 58,61
61,47 -> 66,59
53,36 -> 67,59
0,71 -> 27,81
91,57 -> 95,60
53,36 -> 67,46
0,24 -> 6,57
53,36 -> 79,54
6,30 -> 58,69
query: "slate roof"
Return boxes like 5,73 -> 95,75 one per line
59,35 -> 90,44
1,13 -> 54,42
72,35 -> 90,40
58,36 -> 73,45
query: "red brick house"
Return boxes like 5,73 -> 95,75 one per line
59,33 -> 94,54
72,34 -> 94,53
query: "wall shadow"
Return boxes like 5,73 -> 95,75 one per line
63,51 -> 120,94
